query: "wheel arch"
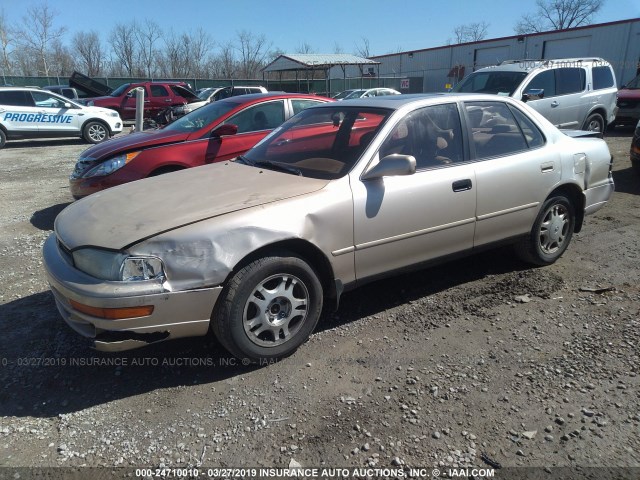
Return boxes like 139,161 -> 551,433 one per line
583,107 -> 607,130
547,182 -> 585,232
148,164 -> 187,176
83,117 -> 113,135
226,239 -> 340,311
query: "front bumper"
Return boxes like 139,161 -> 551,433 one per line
43,234 -> 222,351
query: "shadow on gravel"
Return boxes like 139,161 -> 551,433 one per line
1,138 -> 85,150
30,202 -> 72,231
605,126 -> 635,138
0,246 -> 528,419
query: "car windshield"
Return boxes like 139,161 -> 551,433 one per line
332,90 -> 356,100
452,71 -> 528,95
240,106 -> 392,180
109,83 -> 131,97
163,100 -> 238,133
343,90 -> 367,99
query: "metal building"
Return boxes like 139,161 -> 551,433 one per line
363,18 -> 640,93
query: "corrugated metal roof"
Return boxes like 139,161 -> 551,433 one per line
263,54 -> 379,72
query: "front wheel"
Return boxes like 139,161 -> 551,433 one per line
83,121 -> 110,144
0,129 -> 6,149
516,195 -> 575,266
212,253 -> 323,362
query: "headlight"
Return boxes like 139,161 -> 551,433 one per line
72,248 -> 165,282
81,151 -> 140,178
107,111 -> 119,118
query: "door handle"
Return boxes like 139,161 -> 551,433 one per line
540,161 -> 555,173
551,101 -> 559,107
452,179 -> 472,192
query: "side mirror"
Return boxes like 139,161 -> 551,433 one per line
522,88 -> 544,102
362,154 -> 416,180
210,123 -> 238,138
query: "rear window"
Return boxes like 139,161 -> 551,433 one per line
592,66 -> 615,89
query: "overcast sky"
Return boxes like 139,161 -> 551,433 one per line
1,0 -> 639,56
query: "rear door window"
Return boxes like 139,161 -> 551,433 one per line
0,90 -> 33,106
556,68 -> 586,95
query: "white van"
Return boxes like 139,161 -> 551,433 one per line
452,58 -> 618,134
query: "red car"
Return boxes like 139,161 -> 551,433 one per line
84,81 -> 200,121
70,93 -> 332,198
616,73 -> 640,127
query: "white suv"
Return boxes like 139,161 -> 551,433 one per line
0,87 -> 123,148
453,58 -> 618,134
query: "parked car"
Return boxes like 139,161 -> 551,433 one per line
84,81 -> 200,121
334,87 -> 401,100
615,72 -> 640,127
69,93 -> 331,198
631,119 -> 640,174
42,85 -> 86,101
0,87 -> 122,148
452,58 -> 618,134
178,85 -> 270,115
44,94 -> 614,361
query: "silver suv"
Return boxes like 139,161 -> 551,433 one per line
453,58 -> 618,134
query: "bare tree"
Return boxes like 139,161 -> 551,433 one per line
109,23 -> 137,75
134,19 -> 162,78
354,37 -> 370,58
12,1 -> 66,77
235,30 -> 271,79
296,42 -> 315,54
453,22 -> 490,43
49,38 -> 75,76
72,31 -> 103,76
215,41 -> 237,78
0,10 -> 14,81
332,42 -> 344,54
515,0 -> 604,34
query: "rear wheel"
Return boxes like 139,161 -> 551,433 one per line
516,195 -> 575,266
83,121 -> 109,144
583,113 -> 604,136
212,253 -> 323,362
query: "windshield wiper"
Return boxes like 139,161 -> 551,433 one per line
253,160 -> 302,176
235,155 -> 255,166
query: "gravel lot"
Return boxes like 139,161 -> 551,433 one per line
0,129 -> 638,478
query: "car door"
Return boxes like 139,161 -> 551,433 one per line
463,100 -> 561,246
0,90 -> 40,134
521,69 -> 562,126
553,67 -> 587,129
147,84 -> 173,118
351,103 -> 477,281
205,100 -> 286,163
31,90 -> 81,134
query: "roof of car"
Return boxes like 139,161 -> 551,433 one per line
310,92 -> 532,109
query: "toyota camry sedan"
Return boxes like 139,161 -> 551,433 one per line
69,92 -> 331,198
44,94 -> 614,362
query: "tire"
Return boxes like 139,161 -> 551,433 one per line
212,253 -> 323,362
583,113 -> 604,136
83,121 -> 110,144
0,129 -> 6,149
516,195 -> 575,266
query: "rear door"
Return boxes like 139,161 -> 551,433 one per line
464,100 -> 560,246
0,90 -> 39,134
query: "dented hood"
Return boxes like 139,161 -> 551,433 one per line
55,162 -> 329,250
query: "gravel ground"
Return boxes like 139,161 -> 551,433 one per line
0,129 -> 638,479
